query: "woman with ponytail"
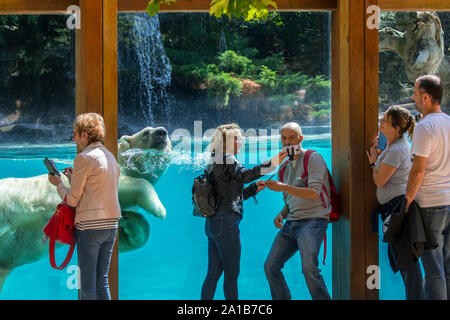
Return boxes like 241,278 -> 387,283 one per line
366,105 -> 423,300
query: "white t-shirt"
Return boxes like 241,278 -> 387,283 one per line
411,112 -> 450,207
375,136 -> 411,205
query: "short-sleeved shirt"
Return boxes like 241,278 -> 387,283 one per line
375,136 -> 411,204
282,150 -> 331,221
411,112 -> 450,208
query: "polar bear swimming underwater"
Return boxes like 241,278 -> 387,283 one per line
0,126 -> 172,293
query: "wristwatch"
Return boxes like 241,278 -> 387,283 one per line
370,162 -> 376,168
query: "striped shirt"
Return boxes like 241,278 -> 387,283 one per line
75,218 -> 119,231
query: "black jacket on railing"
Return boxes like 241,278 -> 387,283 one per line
383,196 -> 438,272
207,152 -> 274,217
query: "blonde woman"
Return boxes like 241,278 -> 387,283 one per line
201,123 -> 286,300
48,113 -> 121,300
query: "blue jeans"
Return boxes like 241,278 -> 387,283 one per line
399,262 -> 425,300
75,228 -> 117,300
201,212 -> 241,300
420,205 -> 450,300
264,218 -> 331,300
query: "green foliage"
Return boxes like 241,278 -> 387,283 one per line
157,12 -> 333,119
0,15 -> 75,113
210,0 -> 278,21
267,93 -> 299,106
273,72 -> 310,94
146,0 -> 177,16
309,108 -> 331,122
206,71 -> 242,107
146,0 -> 277,21
255,52 -> 286,73
256,65 -> 276,89
218,50 -> 252,76
305,75 -> 331,103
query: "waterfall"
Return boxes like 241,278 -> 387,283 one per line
129,13 -> 172,127
219,19 -> 227,53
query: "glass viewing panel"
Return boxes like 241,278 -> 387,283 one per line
117,12 -> 332,299
0,15 -> 77,299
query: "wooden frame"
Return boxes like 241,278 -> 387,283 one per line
0,0 -> 78,14
1,0 -> 449,300
379,0 -> 450,11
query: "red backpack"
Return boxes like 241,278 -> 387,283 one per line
278,149 -> 340,264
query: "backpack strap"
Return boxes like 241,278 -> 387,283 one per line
278,161 -> 288,183
211,155 -> 232,210
301,149 -> 316,180
301,149 -> 329,208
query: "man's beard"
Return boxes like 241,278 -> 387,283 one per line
414,102 -> 423,113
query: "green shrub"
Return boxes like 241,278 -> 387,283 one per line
218,50 -> 252,76
206,71 -> 243,107
256,65 -> 277,90
305,75 -> 331,103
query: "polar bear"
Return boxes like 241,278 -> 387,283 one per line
0,126 -> 172,293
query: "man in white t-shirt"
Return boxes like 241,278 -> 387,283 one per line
406,75 -> 450,300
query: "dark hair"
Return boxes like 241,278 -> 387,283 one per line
386,105 -> 415,139
416,75 -> 443,105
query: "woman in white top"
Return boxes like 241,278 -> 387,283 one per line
366,105 -> 422,299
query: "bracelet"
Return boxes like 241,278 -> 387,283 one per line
370,162 -> 376,168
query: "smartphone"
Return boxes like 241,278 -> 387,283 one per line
282,144 -> 301,161
44,157 -> 60,176
377,132 -> 388,150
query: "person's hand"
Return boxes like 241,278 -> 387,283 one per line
62,167 -> 73,184
274,213 -> 284,229
366,145 -> 379,166
48,173 -> 62,187
266,180 -> 286,192
371,136 -> 383,155
255,180 -> 266,192
405,196 -> 414,214
271,151 -> 288,167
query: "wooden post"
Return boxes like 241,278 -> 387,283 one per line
103,0 -> 119,301
364,0 -> 380,300
331,0 -> 379,299
76,0 -> 119,300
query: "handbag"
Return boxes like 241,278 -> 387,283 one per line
42,196 -> 76,270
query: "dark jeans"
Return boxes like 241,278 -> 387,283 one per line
264,218 -> 331,300
398,261 -> 425,300
201,212 -> 241,300
420,205 -> 450,300
75,228 -> 117,300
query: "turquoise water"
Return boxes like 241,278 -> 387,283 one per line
0,135 -> 404,300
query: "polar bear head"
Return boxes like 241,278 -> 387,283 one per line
118,127 -> 172,185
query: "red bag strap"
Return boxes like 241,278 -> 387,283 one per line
301,149 -> 316,179
278,161 -> 288,183
49,237 -> 75,270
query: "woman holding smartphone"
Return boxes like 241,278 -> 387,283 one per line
48,113 -> 121,300
201,123 -> 286,300
366,105 -> 421,299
